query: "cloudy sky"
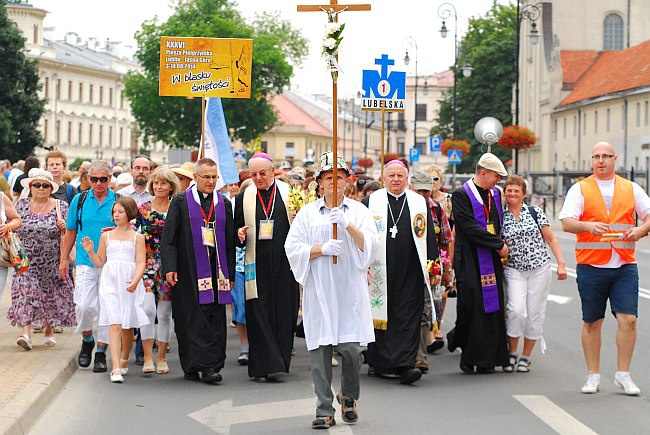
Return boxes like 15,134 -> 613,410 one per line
31,0 -> 511,98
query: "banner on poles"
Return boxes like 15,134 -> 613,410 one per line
159,36 -> 253,98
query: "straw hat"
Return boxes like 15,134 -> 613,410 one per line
172,162 -> 195,179
21,170 -> 59,193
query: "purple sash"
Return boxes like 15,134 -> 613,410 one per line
463,182 -> 503,313
187,189 -> 232,305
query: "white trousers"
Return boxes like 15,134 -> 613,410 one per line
74,265 -> 109,343
138,296 -> 173,342
505,262 -> 552,340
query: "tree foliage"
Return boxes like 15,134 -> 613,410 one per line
0,0 -> 45,161
124,0 -> 308,148
431,3 -> 517,172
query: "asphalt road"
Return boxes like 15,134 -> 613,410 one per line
28,233 -> 650,435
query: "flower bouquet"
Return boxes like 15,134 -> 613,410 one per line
321,9 -> 345,82
287,184 -> 317,218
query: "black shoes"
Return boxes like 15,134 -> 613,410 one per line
184,371 -> 200,381
426,339 -> 445,354
201,368 -> 223,384
93,352 -> 107,373
237,352 -> 249,365
460,362 -> 475,374
398,368 -> 422,385
135,355 -> 145,366
78,339 -> 95,368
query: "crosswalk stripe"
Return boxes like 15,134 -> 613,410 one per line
514,395 -> 598,435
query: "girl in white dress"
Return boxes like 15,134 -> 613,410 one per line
81,197 -> 148,383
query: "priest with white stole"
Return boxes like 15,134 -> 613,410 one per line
285,152 -> 379,430
361,160 -> 439,385
234,153 -> 300,382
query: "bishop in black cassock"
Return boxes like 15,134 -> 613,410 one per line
160,158 -> 235,384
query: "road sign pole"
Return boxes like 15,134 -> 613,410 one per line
452,163 -> 456,188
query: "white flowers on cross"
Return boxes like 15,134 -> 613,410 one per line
321,9 -> 345,82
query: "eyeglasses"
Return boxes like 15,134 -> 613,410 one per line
250,170 -> 270,178
31,183 -> 52,189
592,154 -> 616,160
90,176 -> 110,183
432,176 -> 441,182
196,174 -> 219,181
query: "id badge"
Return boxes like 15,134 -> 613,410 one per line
486,222 -> 495,235
201,226 -> 215,247
259,220 -> 274,240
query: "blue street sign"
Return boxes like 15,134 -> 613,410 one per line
429,135 -> 442,152
234,150 -> 247,160
409,147 -> 420,162
361,54 -> 406,112
351,156 -> 359,167
447,149 -> 462,165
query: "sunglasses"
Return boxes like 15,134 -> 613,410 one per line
31,183 -> 52,189
432,177 -> 441,182
90,176 -> 110,183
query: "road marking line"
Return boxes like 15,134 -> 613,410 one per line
547,294 -> 572,304
551,264 -> 650,300
514,395 -> 598,435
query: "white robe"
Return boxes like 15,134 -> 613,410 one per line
285,197 -> 379,351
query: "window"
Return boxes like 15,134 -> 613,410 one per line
120,127 -> 124,147
563,118 -> 566,139
56,79 -> 61,100
604,14 -> 624,50
646,101 -> 649,126
285,142 -> 295,158
56,120 -> 61,143
78,123 -> 83,145
99,125 -> 103,146
109,126 -> 113,147
89,124 -> 93,145
583,113 -> 587,135
397,139 -> 405,156
415,104 -> 427,121
89,85 -> 94,104
109,88 -> 114,107
44,77 -> 49,98
416,137 -> 426,154
68,81 -> 72,100
553,119 -> 558,141
79,83 -> 83,102
636,102 -> 641,127
99,86 -> 104,105
594,110 -> 598,133
33,24 -> 38,44
397,112 -> 406,130
67,121 -> 72,144
606,108 -> 611,131
260,141 -> 268,153
573,115 -> 577,136
44,119 -> 48,142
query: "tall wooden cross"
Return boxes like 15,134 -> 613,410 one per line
297,1 -> 371,263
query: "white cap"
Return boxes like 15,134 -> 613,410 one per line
477,153 -> 508,177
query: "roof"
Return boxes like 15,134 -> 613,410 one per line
560,40 -> 650,106
270,94 -> 331,137
41,39 -> 138,75
560,50 -> 599,88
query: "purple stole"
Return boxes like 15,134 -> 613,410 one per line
187,188 -> 232,305
463,182 -> 502,313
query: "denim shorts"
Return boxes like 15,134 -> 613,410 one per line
576,263 -> 639,323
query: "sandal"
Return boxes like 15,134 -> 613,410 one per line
517,357 -> 531,373
143,360 -> 155,373
16,334 -> 32,351
156,361 -> 169,374
110,369 -> 124,383
44,336 -> 57,347
503,353 -> 518,373
119,358 -> 129,375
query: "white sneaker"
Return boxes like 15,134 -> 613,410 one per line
614,372 -> 641,396
581,373 -> 600,394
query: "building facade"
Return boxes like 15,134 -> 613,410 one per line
517,0 -> 650,176
6,1 -> 167,165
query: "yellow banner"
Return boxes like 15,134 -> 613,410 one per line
158,36 -> 253,98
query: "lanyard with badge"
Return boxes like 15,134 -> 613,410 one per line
258,185 -> 276,240
484,190 -> 496,235
201,199 -> 216,247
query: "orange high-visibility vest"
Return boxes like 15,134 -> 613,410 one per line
575,175 -> 636,264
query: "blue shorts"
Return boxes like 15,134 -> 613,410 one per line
576,264 -> 639,323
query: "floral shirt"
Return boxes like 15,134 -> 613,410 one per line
136,201 -> 171,300
502,204 -> 551,271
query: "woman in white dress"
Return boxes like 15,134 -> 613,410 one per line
81,197 -> 148,383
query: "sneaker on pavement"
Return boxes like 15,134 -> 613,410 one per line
78,339 -> 95,368
516,357 -> 531,373
614,372 -> 641,396
336,391 -> 358,424
581,373 -> 600,394
93,352 -> 107,373
312,416 -> 335,429
237,352 -> 249,365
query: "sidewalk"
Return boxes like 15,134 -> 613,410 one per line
0,275 -> 79,435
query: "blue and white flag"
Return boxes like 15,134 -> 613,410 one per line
202,97 -> 238,190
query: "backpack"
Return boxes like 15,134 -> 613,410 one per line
528,205 -> 542,232
65,183 -> 74,203
76,190 -> 121,231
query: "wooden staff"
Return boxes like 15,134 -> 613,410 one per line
198,97 -> 207,159
297,0 -> 371,264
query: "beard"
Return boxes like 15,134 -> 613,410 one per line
134,176 -> 148,187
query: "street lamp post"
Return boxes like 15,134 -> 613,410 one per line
439,2 -> 472,186
515,1 -> 540,174
403,37 -> 418,156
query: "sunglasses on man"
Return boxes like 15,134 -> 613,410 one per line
90,176 -> 110,183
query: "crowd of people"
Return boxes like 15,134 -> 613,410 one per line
1,140 -> 649,429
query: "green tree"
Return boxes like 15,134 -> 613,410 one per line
431,2 -> 516,173
124,0 -> 308,148
0,0 -> 45,161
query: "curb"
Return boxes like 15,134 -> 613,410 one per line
0,335 -> 79,435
